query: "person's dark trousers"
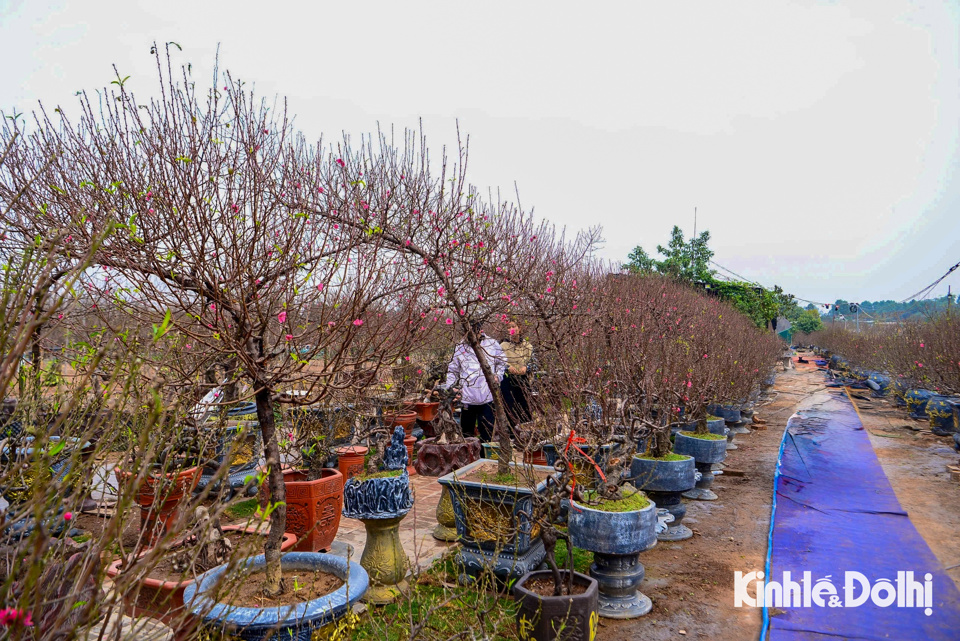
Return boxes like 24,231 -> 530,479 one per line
501,374 -> 531,427
461,403 -> 495,442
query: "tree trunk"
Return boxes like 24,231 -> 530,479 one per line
255,386 -> 286,597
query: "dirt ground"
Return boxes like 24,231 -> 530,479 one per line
599,353 -> 960,641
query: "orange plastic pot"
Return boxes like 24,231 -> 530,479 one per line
413,402 -> 440,423
384,411 -> 418,437
281,468 -> 344,552
404,435 -> 417,476
105,525 -> 296,635
336,445 -> 368,482
115,466 -> 202,546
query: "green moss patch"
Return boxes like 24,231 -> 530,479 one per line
225,498 -> 260,520
355,469 -> 404,481
680,430 -> 726,441
579,487 -> 650,512
706,415 -> 723,421
635,452 -> 689,462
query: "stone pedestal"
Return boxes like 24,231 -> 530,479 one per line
647,489 -> 692,541
432,486 -> 458,542
359,514 -> 410,604
683,461 -> 718,501
591,551 -> 653,618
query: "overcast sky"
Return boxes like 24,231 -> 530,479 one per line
2,0 -> 958,305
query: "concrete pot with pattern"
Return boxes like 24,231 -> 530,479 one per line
568,491 -> 658,619
673,431 -> 726,501
631,454 -> 696,541
437,458 -> 558,585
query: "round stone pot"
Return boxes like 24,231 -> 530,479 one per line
631,455 -> 696,541
183,552 -> 368,641
707,404 -> 741,424
927,396 -> 959,435
673,432 -> 726,501
513,570 -> 599,641
892,379 -> 910,407
568,494 -> 658,619
867,373 -> 891,396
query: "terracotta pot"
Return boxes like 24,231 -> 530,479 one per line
403,435 -> 417,476
336,445 -> 368,482
105,525 -> 296,633
523,448 -> 549,466
282,468 -> 344,552
115,466 -> 202,546
384,411 -> 418,437
413,402 -> 440,423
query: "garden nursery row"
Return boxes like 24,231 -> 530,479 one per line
2,54 -> 959,641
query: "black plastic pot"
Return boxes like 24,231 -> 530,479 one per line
905,389 -> 936,419
927,396 -> 959,435
513,570 -> 598,640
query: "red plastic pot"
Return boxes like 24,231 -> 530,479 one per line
335,445 -> 368,482
115,466 -> 202,546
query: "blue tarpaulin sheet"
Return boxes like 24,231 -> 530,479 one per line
766,392 -> 960,640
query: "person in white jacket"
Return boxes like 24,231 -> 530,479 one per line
441,322 -> 507,442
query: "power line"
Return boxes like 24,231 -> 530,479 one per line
899,258 -> 960,303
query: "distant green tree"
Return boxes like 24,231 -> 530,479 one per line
625,225 -> 714,282
790,308 -> 824,333
626,226 -> 796,329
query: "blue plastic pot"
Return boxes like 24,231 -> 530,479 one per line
184,552 -> 368,641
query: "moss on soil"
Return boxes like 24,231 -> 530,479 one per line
579,487 -> 650,512
225,498 -> 260,520
680,430 -> 726,441
635,452 -> 689,462
354,469 -> 403,481
706,415 -> 723,421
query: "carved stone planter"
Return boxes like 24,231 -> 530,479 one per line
341,426 -> 414,604
414,438 -> 481,477
568,492 -> 658,619
673,431 -> 726,501
631,455 -> 696,541
437,459 -> 558,585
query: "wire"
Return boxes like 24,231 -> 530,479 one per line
898,258 -> 960,303
709,260 -> 834,309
